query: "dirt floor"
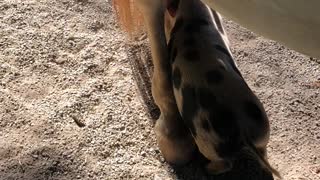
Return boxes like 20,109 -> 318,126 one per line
0,0 -> 319,180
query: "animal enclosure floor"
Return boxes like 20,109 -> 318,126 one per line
0,0 -> 319,180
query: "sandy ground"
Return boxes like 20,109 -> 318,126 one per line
0,0 -> 319,180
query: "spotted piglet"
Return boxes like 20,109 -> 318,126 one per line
167,0 -> 280,178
